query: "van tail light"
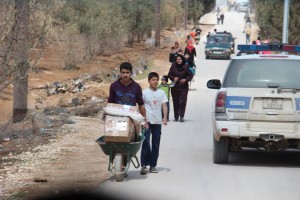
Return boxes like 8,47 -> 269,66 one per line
215,91 -> 226,113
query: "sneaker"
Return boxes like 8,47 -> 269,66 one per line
179,117 -> 184,122
140,166 -> 147,175
150,167 -> 158,173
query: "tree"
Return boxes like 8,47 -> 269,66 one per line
12,0 -> 30,123
0,1 -> 58,122
180,0 -> 215,27
121,0 -> 155,46
253,0 -> 300,44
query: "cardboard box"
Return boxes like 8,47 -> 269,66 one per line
105,103 -> 143,137
104,115 -> 135,143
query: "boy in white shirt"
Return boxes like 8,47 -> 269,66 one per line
140,72 -> 168,174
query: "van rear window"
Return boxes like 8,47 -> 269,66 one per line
224,59 -> 300,88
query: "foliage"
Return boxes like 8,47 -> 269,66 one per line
0,0 -> 216,94
253,0 -> 300,44
180,0 -> 215,26
0,0 -> 57,93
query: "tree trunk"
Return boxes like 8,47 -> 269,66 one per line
184,0 -> 188,30
13,0 -> 30,123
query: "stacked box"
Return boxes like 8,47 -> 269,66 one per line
104,103 -> 143,138
104,115 -> 135,143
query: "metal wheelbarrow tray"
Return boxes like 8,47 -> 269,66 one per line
96,134 -> 144,182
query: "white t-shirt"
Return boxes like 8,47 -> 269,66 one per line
143,88 -> 168,124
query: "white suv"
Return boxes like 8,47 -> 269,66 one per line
207,44 -> 300,163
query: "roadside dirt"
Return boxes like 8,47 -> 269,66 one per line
0,21 -> 216,200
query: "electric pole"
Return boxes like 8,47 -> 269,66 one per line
155,0 -> 160,48
282,0 -> 289,43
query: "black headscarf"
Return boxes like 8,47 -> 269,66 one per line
175,54 -> 186,71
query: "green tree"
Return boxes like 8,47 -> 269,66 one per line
121,0 -> 155,46
180,0 -> 215,27
253,0 -> 300,44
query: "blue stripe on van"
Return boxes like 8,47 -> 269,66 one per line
295,98 -> 300,111
226,96 -> 251,109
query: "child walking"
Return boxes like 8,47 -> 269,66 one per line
184,53 -> 196,85
158,75 -> 172,121
140,72 -> 168,174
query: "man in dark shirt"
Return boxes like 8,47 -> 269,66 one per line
108,62 -> 148,129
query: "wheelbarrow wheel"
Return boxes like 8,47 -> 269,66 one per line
113,153 -> 124,182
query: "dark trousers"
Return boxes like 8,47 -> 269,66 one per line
171,87 -> 188,119
161,101 -> 170,120
140,123 -> 162,167
246,34 -> 250,44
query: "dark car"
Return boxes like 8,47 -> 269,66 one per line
204,34 -> 231,60
238,2 -> 249,12
216,31 -> 236,53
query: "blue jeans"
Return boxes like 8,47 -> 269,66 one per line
140,123 -> 162,167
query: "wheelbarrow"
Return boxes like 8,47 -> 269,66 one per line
96,131 -> 145,182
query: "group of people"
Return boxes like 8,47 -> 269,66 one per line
168,40 -> 196,120
107,37 -> 197,175
108,62 -> 167,175
216,12 -> 225,25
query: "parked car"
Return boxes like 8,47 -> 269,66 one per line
204,34 -> 231,60
207,44 -> 300,163
216,31 -> 236,53
238,2 -> 249,12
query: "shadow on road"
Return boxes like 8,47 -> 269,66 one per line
227,150 -> 300,168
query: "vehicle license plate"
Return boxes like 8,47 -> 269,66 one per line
262,98 -> 283,110
213,51 -> 222,54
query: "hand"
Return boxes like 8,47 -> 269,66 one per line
179,79 -> 186,83
143,121 -> 149,129
162,118 -> 168,125
174,77 -> 179,82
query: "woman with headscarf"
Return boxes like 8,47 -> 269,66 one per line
168,54 -> 194,122
184,41 -> 197,64
169,41 -> 180,63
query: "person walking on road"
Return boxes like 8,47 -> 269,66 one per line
140,72 -> 168,175
158,75 -> 172,121
206,31 -> 211,39
108,62 -> 148,129
183,40 -> 196,60
168,54 -> 193,122
195,26 -> 202,45
244,26 -> 251,44
216,13 -> 221,25
169,46 -> 178,63
108,62 -> 149,177
184,41 -> 197,65
220,13 -> 224,25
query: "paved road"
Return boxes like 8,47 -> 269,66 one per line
97,11 -> 300,200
